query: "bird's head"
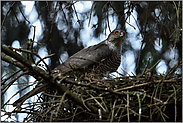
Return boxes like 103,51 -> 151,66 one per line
106,29 -> 125,51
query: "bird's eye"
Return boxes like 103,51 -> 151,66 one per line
113,31 -> 118,35
121,32 -> 123,35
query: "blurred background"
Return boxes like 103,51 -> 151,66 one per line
1,1 -> 182,121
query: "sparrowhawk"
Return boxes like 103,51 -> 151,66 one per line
53,29 -> 125,77
13,29 -> 125,107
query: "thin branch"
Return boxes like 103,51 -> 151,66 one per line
12,81 -> 47,107
125,21 -> 136,30
141,56 -> 151,75
65,1 -> 78,9
173,1 -> 181,51
62,78 -> 134,96
110,99 -> 117,122
50,80 -> 109,116
114,79 -> 180,92
2,71 -> 29,96
30,26 -> 36,64
149,59 -> 161,70
1,69 -> 22,86
2,82 -> 35,109
107,3 -> 111,33
18,5 -> 30,24
88,1 -> 95,27
11,47 -> 52,74
72,2 -> 80,24
60,2 -> 68,25
35,53 -> 55,68
46,1 -> 51,18
1,52 -> 26,70
127,90 -> 130,122
136,41 -> 144,70
1,45 -> 50,80
1,2 -> 16,30
11,6 -> 19,24
50,1 -> 59,33
172,85 -> 177,122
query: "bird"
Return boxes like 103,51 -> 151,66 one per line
13,29 -> 125,107
53,29 -> 125,77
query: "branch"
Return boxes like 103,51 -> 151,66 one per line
1,45 -> 50,80
62,78 -> 134,96
1,2 -> 16,30
49,79 -> 109,116
13,82 -> 48,107
2,44 -> 108,116
1,53 -> 26,70
88,1 -> 95,27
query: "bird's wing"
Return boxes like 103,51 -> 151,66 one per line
54,41 -> 112,74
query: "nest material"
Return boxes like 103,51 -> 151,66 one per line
11,62 -> 182,122
1,47 -> 182,122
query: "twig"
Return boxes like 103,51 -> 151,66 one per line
102,1 -> 109,12
62,78 -> 134,96
2,81 -> 34,108
30,26 -> 36,64
46,1 -> 51,18
172,1 -> 181,51
127,90 -> 130,122
18,5 -> 30,24
56,91 -> 68,117
82,96 -> 91,112
60,2 -> 68,25
129,108 -> 149,118
141,56 -> 151,75
136,93 -> 141,122
1,2 -> 16,30
120,68 -> 131,76
125,21 -> 136,30
136,41 -> 144,70
11,7 -> 19,24
11,47 -> 52,74
35,53 -> 55,67
12,81 -> 47,107
130,13 -> 142,36
135,2 -> 149,70
1,53 -> 26,71
107,3 -> 111,33
1,69 -> 21,86
156,106 -> 166,122
72,2 -> 80,24
50,1 -> 59,33
1,45 -> 50,80
110,99 -> 117,122
114,79 -> 179,92
71,106 -> 78,122
139,91 -> 165,105
149,60 -> 161,70
2,71 -> 29,95
88,1 -> 95,27
65,1 -> 78,9
89,95 -> 106,112
172,85 -> 177,122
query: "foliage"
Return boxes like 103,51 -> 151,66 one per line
1,1 -> 182,122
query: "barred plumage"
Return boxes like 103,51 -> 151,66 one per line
53,29 -> 125,76
97,51 -> 121,73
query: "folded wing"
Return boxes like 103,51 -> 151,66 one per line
54,40 -> 112,74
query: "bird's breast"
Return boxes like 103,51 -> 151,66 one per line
94,51 -> 121,74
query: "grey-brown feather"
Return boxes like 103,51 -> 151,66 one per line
54,41 -> 112,74
53,29 -> 125,76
